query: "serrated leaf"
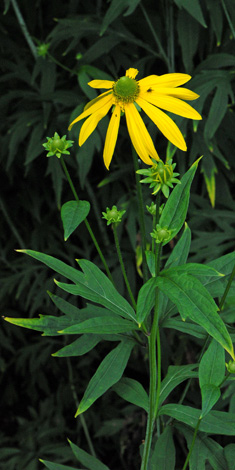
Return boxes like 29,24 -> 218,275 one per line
61,200 -> 90,240
75,340 -> 134,416
113,377 -> 149,412
68,439 -> 110,470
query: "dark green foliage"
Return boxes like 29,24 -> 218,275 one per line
1,0 -> 235,469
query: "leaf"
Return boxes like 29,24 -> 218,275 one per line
199,339 -> 225,388
150,427 -> 175,470
3,314 -> 77,336
18,251 -> 136,322
204,83 -> 229,142
39,460 -> 82,470
59,316 -> 138,335
159,158 -> 202,245
155,271 -> 234,359
177,10 -> 201,73
165,223 -> 191,268
113,377 -> 149,412
100,0 -> 141,36
162,264 -> 223,280
159,364 -> 198,406
200,384 -> 221,418
61,200 -> 90,241
52,334 -> 101,357
174,0 -> 207,27
162,316 -> 207,340
68,439 -> 110,470
201,154 -> 217,207
75,340 -> 134,416
159,404 -> 235,434
225,444 -> 235,470
136,277 -> 156,325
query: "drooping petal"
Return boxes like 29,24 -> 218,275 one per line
142,94 -> 202,120
68,93 -> 112,130
138,73 -> 192,91
136,97 -> 187,151
103,105 -> 121,170
125,103 -> 159,165
79,101 -> 113,146
140,87 -> 199,101
88,80 -> 114,89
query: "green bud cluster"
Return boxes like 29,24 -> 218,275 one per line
226,360 -> 235,374
42,132 -> 74,158
137,159 -> 180,198
102,205 -> 126,226
151,224 -> 172,244
37,42 -> 50,58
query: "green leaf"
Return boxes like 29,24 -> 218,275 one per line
174,0 -> 207,27
75,340 -> 134,416
150,427 -> 175,470
156,271 -> 234,359
159,364 -> 198,406
225,444 -> 235,470
39,460 -> 82,470
199,339 -> 225,388
159,158 -> 202,245
204,84 -> 229,142
201,154 -> 217,207
136,277 -> 156,325
52,334 -> 101,357
113,377 -> 149,412
162,316 -> 207,340
3,314 -> 77,336
68,439 -> 110,470
61,200 -> 90,241
159,404 -> 235,434
200,384 -> 221,418
18,251 -> 136,322
59,316 -> 138,335
177,10 -> 201,73
162,264 -> 223,280
100,0 -> 141,35
165,223 -> 191,268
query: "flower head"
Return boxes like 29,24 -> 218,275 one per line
42,132 -> 74,158
151,224 -> 172,244
69,68 -> 202,170
102,205 -> 126,226
137,158 -> 180,198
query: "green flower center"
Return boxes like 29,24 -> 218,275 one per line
51,139 -> 65,152
113,76 -> 139,104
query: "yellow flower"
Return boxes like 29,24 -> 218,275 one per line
68,68 -> 202,170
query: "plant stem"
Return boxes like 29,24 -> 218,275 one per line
132,149 -> 148,283
182,418 -> 201,470
10,0 -> 38,59
112,223 -> 137,310
60,157 -> 113,283
221,0 -> 235,40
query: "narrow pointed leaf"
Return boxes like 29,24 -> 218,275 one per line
68,439 -> 110,470
59,316 -> 138,335
200,384 -> 221,418
39,460 -> 83,470
75,340 -> 134,416
150,427 -> 175,470
159,364 -> 198,406
136,277 -> 156,325
52,334 -> 101,357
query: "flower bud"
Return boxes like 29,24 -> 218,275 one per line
226,360 -> 235,374
151,224 -> 172,244
42,132 -> 74,158
102,205 -> 126,226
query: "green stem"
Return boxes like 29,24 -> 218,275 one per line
66,358 -> 96,458
132,149 -> 148,283
60,157 -> 113,283
47,52 -> 76,75
112,223 -> 137,310
221,0 -> 235,40
140,3 -> 169,66
10,0 -> 38,59
182,418 -> 201,470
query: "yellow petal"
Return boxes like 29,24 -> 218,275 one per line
143,94 -> 202,120
68,93 -> 112,130
79,101 -> 112,146
103,105 -> 121,170
125,68 -> 139,79
138,73 -> 192,91
88,80 -> 114,89
125,103 -> 159,165
136,97 -> 187,151
141,87 -> 199,101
